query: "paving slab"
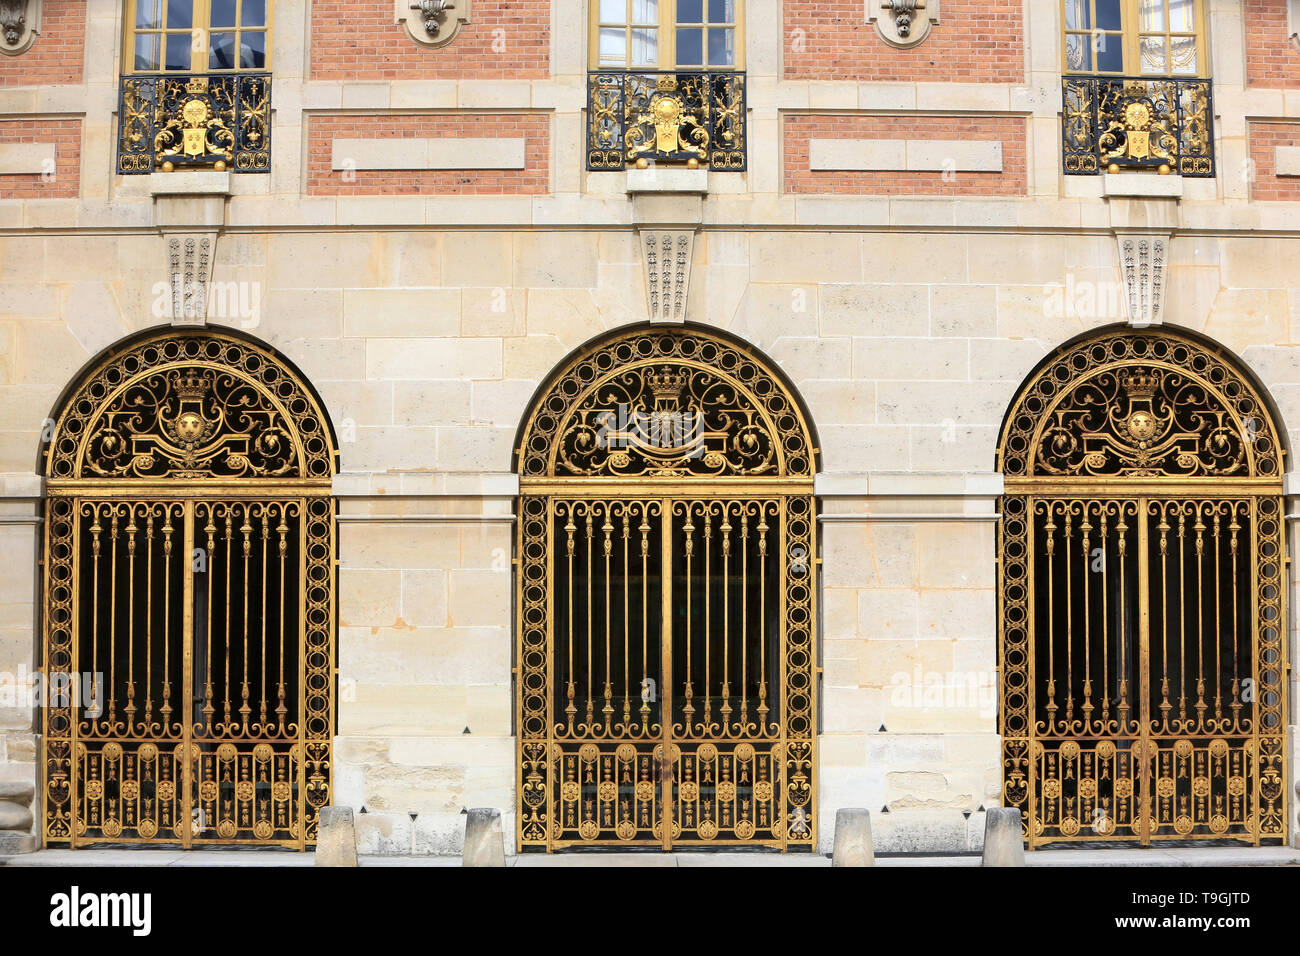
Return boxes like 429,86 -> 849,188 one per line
4,846 -> 1298,867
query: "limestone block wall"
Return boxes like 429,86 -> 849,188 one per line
0,0 -> 1299,853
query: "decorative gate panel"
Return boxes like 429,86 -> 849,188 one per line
41,331 -> 337,848
515,328 -> 818,850
997,328 -> 1287,847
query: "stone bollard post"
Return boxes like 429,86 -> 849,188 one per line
831,808 -> 874,867
0,780 -> 37,855
462,808 -> 506,867
314,806 -> 359,867
981,807 -> 1026,867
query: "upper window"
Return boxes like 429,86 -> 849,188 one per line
125,0 -> 271,73
590,0 -> 741,70
1063,0 -> 1205,76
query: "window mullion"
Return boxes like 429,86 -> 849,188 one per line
662,0 -> 675,70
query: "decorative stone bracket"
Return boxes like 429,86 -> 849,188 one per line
639,230 -> 695,324
1116,233 -> 1170,328
0,0 -> 39,55
150,171 -> 231,326
867,0 -> 938,47
396,0 -> 471,47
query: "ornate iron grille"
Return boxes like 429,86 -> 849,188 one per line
42,331 -> 336,848
586,71 -> 746,171
117,73 -> 271,174
997,328 -> 1287,847
1061,75 -> 1213,177
516,328 -> 816,850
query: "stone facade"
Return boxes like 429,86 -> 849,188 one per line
0,0 -> 1298,855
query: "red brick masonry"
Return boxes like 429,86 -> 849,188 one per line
0,118 -> 81,199
0,0 -> 86,86
1248,121 -> 1300,201
310,0 -> 549,80
307,112 -> 550,196
783,0 -> 1023,83
784,113 -> 1027,197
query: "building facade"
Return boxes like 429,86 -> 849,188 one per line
0,0 -> 1297,854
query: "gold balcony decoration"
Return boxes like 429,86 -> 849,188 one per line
41,330 -> 338,849
515,327 -> 817,851
586,70 -> 746,171
997,326 -> 1287,848
1061,75 -> 1214,177
117,73 -> 272,175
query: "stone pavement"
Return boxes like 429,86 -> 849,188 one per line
3,846 -> 1298,867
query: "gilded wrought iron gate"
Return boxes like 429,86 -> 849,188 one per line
998,328 -> 1288,847
516,328 -> 818,850
42,331 -> 337,848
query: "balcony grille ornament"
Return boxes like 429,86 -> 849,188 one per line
0,0 -> 38,55
396,0 -> 470,46
118,73 -> 271,173
868,0 -> 938,47
1062,76 -> 1214,176
587,71 -> 746,171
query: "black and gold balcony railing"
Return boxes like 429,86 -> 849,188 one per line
117,73 -> 271,175
1062,74 -> 1213,177
586,70 -> 746,172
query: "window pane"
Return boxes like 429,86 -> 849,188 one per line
1095,32 -> 1123,71
242,0 -> 268,27
1169,35 -> 1197,73
677,0 -> 703,23
707,27 -> 734,65
676,26 -> 703,64
211,0 -> 237,27
708,0 -> 735,23
1138,0 -> 1164,31
168,0 -> 194,30
134,32 -> 161,70
1139,35 -> 1167,73
1095,0 -> 1121,30
631,27 -> 657,64
1063,0 -> 1089,30
210,31 -> 236,69
599,26 -> 627,65
631,0 -> 657,24
1169,0 -> 1195,32
599,0 -> 625,23
240,31 -> 267,69
136,0 -> 163,29
165,31 -> 192,70
1065,32 -> 1090,71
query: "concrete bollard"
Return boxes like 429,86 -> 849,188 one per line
831,808 -> 875,867
0,780 -> 37,855
981,807 -> 1026,867
462,808 -> 506,867
314,806 -> 359,867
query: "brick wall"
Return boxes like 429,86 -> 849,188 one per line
0,119 -> 80,199
310,0 -> 549,80
0,0 -> 86,86
1245,0 -> 1300,88
1248,121 -> 1300,200
307,112 -> 550,195
783,114 -> 1027,196
783,0 -> 1023,82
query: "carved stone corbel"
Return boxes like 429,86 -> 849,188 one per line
0,0 -> 40,56
639,230 -> 695,324
1116,233 -> 1170,328
867,0 -> 938,47
396,0 -> 471,47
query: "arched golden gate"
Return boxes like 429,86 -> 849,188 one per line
41,329 -> 337,848
515,326 -> 819,850
997,326 -> 1288,847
